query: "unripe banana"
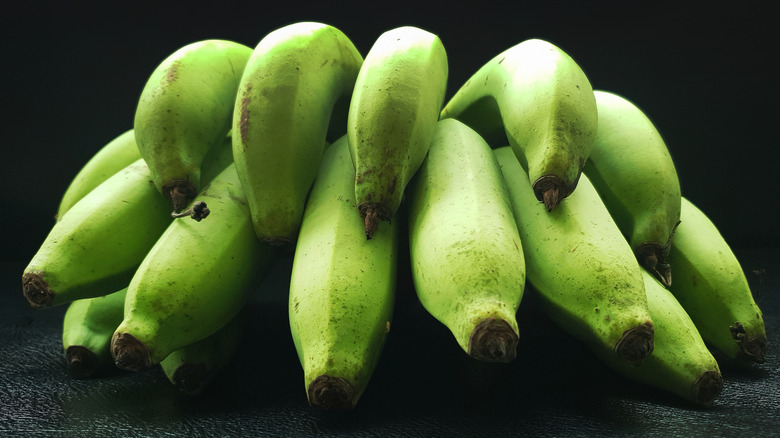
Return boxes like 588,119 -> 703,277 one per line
667,197 -> 767,364
22,137 -> 233,309
407,119 -> 525,363
495,146 -> 654,363
160,311 -> 245,395
56,129 -> 140,221
233,22 -> 363,245
288,135 -> 398,410
583,90 -> 681,287
441,39 -> 598,211
134,39 -> 252,212
348,25 -> 448,239
111,163 -> 278,371
61,288 -> 127,378
593,270 -> 722,406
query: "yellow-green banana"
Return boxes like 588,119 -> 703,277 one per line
441,39 -> 597,212
406,119 -> 525,363
583,90 -> 681,288
288,135 -> 398,410
233,22 -> 363,245
160,311 -> 245,395
593,270 -> 722,406
134,39 -> 252,212
111,163 -> 278,371
495,146 -> 654,363
347,25 -> 448,239
56,129 -> 140,221
61,288 -> 127,378
22,137 -> 233,309
667,197 -> 767,364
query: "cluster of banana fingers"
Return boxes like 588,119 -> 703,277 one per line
22,22 -> 766,409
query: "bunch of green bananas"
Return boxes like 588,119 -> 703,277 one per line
22,21 -> 767,410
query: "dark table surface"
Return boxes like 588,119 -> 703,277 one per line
1,245 -> 778,437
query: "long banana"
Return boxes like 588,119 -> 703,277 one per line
22,136 -> 233,309
441,38 -> 598,211
160,311 -> 245,395
495,146 -> 655,363
134,39 -> 252,212
593,270 -> 723,406
61,288 -> 127,378
288,135 -> 398,410
347,25 -> 448,239
583,90 -> 681,287
111,163 -> 278,371
56,129 -> 140,221
667,197 -> 767,364
233,21 -> 363,245
407,119 -> 526,363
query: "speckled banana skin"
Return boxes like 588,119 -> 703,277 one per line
348,25 -> 448,239
135,39 -> 253,212
441,39 -> 597,211
407,119 -> 526,363
288,135 -> 398,410
233,22 -> 364,245
583,90 -> 681,288
495,146 -> 655,364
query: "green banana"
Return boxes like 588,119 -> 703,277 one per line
61,288 -> 127,378
22,136 -> 233,309
56,129 -> 140,221
583,90 -> 681,287
667,197 -> 767,364
233,21 -> 363,245
406,119 -> 526,363
134,39 -> 252,212
593,270 -> 723,406
288,135 -> 398,410
111,163 -> 278,371
441,38 -> 598,212
160,311 -> 245,395
347,25 -> 448,239
495,146 -> 655,363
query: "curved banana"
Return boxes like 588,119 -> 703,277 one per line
135,39 -> 253,212
594,270 -> 722,406
233,22 -> 363,245
22,137 -> 233,309
441,38 -> 598,211
407,119 -> 526,363
160,312 -> 245,395
56,129 -> 140,221
583,90 -> 681,287
111,163 -> 278,371
495,146 -> 654,363
667,197 -> 767,365
289,135 -> 398,410
348,25 -> 448,239
61,288 -> 127,378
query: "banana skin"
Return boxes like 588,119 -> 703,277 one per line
348,25 -> 448,239
233,21 -> 363,245
441,39 -> 598,211
289,135 -> 398,410
407,118 -> 526,363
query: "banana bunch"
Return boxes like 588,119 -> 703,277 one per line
22,22 -> 768,412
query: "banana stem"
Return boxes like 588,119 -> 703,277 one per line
359,203 -> 391,240
171,201 -> 210,221
692,370 -> 724,406
164,180 -> 199,213
21,272 -> 53,308
614,321 -> 655,363
468,317 -> 519,363
308,375 -> 355,410
730,322 -> 768,364
111,332 -> 153,371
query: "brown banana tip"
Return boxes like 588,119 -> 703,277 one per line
111,332 -> 152,372
731,323 -> 767,364
22,271 -> 53,308
163,179 -> 198,213
636,244 -> 672,288
692,370 -> 723,406
65,346 -> 100,379
172,363 -> 211,395
358,202 -> 391,240
532,175 -> 565,211
468,317 -> 519,363
307,375 -> 355,410
171,201 -> 210,221
615,321 -> 655,363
